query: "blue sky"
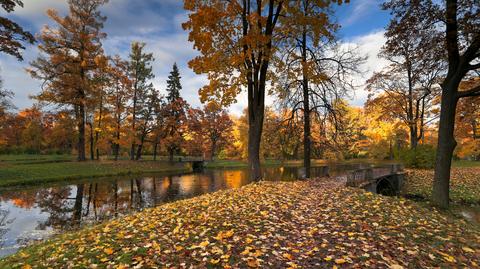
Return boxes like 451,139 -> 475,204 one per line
0,0 -> 391,115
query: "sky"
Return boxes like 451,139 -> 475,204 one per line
0,0 -> 391,116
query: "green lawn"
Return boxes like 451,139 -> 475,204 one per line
0,160 -> 190,187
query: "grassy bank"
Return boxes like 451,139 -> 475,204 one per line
404,167 -> 480,205
0,160 -> 191,187
1,179 -> 478,268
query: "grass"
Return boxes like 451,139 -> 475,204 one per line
452,160 -> 480,167
404,167 -> 480,205
0,160 -> 191,187
1,179 -> 478,268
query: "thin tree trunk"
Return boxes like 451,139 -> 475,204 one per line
301,28 -> 311,178
88,122 -> 94,160
130,86 -> 138,161
114,123 -> 120,161
77,104 -> 86,161
153,141 -> 158,161
95,95 -> 103,160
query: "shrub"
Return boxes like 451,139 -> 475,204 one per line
396,144 -> 436,169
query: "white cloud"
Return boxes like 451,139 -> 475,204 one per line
341,30 -> 388,107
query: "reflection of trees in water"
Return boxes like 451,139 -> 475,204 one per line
163,176 -> 180,203
36,187 -> 74,229
0,209 -> 13,248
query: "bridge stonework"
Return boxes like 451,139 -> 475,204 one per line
345,164 -> 405,195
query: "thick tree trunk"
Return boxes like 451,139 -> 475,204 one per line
77,104 -> 86,161
210,140 -> 216,161
409,126 -> 418,150
432,81 -> 459,208
248,106 -> 263,181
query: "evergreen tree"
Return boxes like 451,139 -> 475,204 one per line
164,63 -> 187,161
166,63 -> 181,103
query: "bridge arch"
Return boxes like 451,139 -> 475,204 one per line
376,176 -> 397,196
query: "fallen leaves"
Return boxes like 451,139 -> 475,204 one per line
405,168 -> 480,204
103,247 -> 114,255
1,179 -> 479,268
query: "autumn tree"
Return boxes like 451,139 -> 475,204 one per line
274,1 -> 363,176
454,78 -> 480,159
28,0 -> 108,161
135,88 -> 160,160
0,77 -> 14,117
188,102 -> 234,160
128,42 -> 155,160
368,0 -> 444,150
19,106 -> 44,153
164,63 -> 187,162
0,0 -> 35,60
386,0 -> 480,207
183,0 -> 348,180
106,56 -> 132,160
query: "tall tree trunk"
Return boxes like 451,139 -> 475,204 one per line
169,148 -> 174,162
130,87 -> 138,161
409,126 -> 418,150
210,140 -> 216,161
114,123 -> 120,161
248,105 -> 263,181
95,95 -> 103,160
88,122 -> 94,160
301,29 -> 311,178
153,141 -> 158,161
432,81 -> 459,208
77,104 -> 86,161
135,134 -> 145,160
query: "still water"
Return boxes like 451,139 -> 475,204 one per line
0,164 -> 369,257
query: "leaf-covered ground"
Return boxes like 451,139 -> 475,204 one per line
2,179 -> 479,268
405,167 -> 480,204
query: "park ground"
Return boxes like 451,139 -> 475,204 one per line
0,164 -> 479,268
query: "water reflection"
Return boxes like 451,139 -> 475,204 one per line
0,164 -> 370,257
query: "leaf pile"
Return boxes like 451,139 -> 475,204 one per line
2,180 -> 479,268
405,168 -> 480,204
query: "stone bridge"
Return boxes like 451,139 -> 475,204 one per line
176,157 -> 206,171
345,164 -> 405,195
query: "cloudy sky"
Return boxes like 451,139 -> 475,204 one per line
0,0 -> 391,115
